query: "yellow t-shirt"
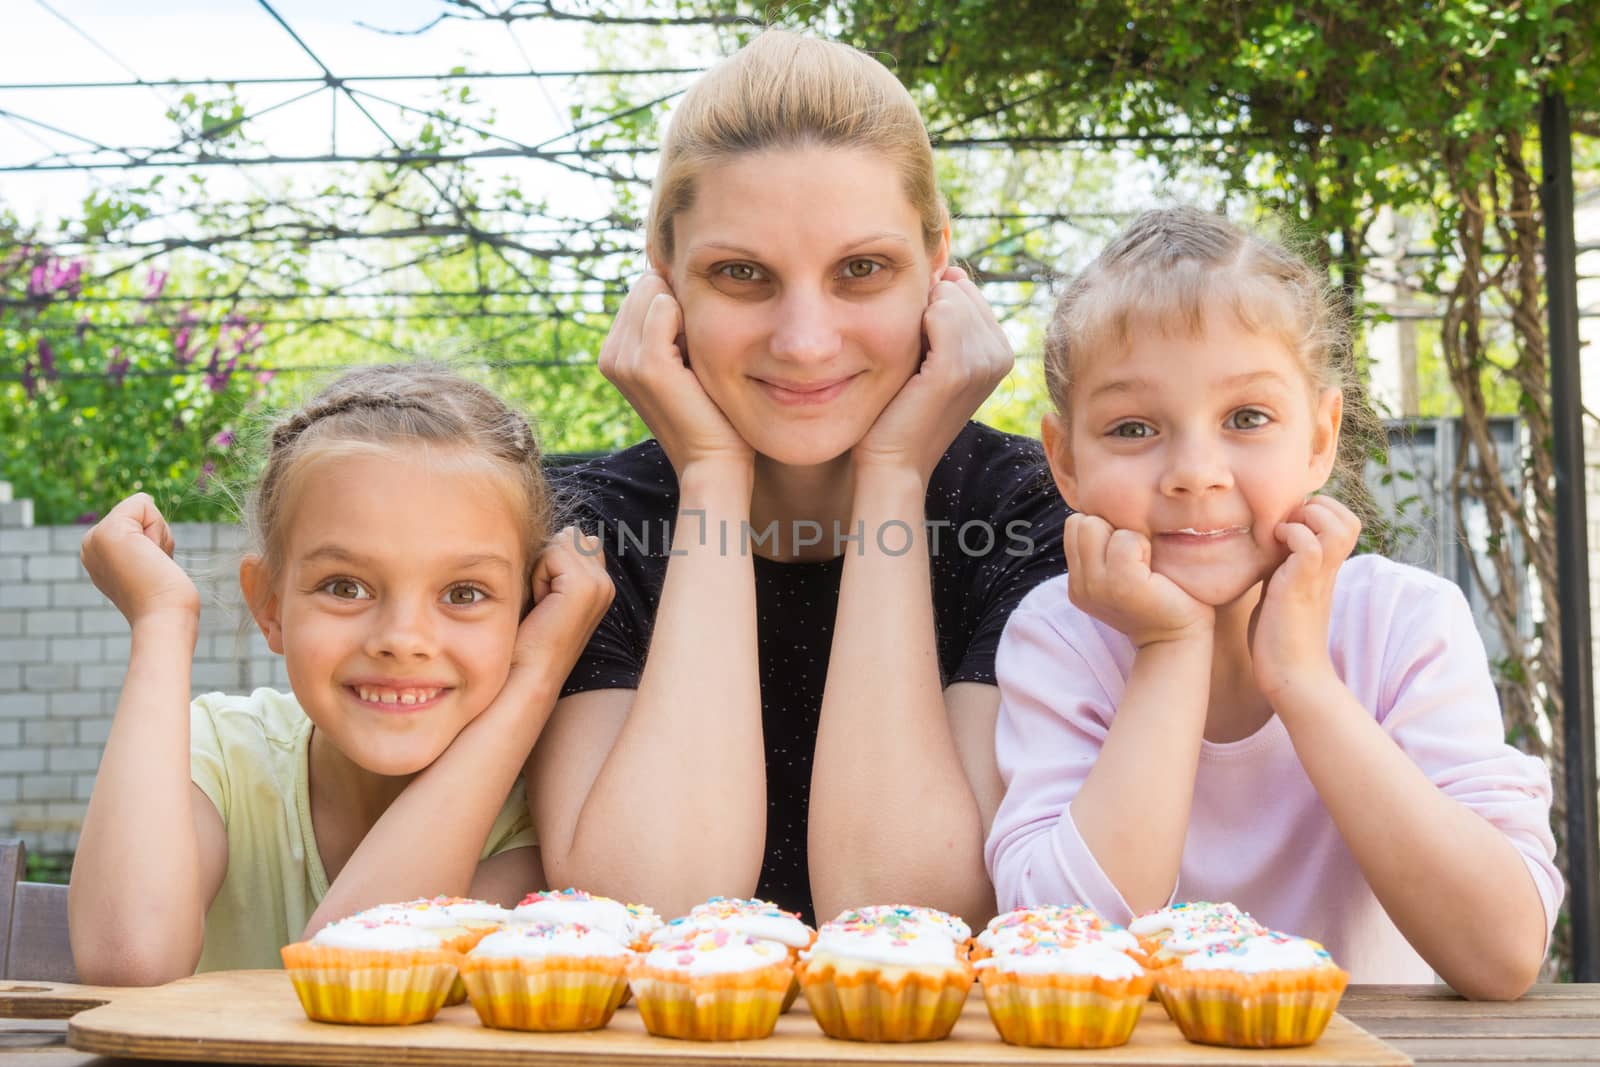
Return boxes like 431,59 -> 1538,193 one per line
189,688 -> 537,972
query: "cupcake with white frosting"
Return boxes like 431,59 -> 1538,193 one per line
1129,901 -> 1266,966
650,897 -> 815,1012
348,897 -> 508,1004
974,915 -> 1152,1048
512,888 -> 661,948
798,905 -> 974,1042
1152,930 -> 1350,1048
432,896 -> 515,932
458,921 -> 633,1031
977,904 -> 1144,962
627,929 -> 794,1041
829,904 -> 972,948
280,916 -> 459,1025
649,896 -> 814,950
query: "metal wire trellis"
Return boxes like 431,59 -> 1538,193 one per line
3,1 -> 1596,389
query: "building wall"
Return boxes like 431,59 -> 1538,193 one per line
0,487 -> 286,854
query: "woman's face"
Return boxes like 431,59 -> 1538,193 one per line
664,146 -> 948,467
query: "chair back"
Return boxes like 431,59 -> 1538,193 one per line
0,840 -> 76,982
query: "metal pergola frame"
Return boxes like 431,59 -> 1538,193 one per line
1541,91 -> 1598,982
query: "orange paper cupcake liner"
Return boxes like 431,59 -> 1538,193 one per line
458,953 -> 630,1031
779,945 -> 804,1012
978,967 -> 1153,1048
279,942 -> 460,1025
797,955 -> 973,1042
1153,965 -> 1350,1048
628,959 -> 793,1041
428,927 -> 490,1004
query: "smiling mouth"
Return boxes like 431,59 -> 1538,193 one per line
350,685 -> 444,707
1162,526 -> 1251,540
756,374 -> 859,406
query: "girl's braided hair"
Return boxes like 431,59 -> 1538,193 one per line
247,362 -> 552,595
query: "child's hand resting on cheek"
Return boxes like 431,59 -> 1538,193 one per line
1064,512 -> 1214,649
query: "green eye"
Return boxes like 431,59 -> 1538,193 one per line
720,263 -> 761,282
1111,422 -> 1153,439
1231,409 -> 1270,429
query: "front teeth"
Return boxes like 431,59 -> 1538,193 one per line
356,686 -> 442,705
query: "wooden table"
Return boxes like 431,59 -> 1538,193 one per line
2,984 -> 1596,1066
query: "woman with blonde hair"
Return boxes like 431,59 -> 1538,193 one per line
528,29 -> 1067,924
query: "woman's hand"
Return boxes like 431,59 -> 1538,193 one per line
509,527 -> 614,683
1251,494 -> 1360,704
79,493 -> 201,627
1064,513 -> 1213,648
599,272 -> 753,477
853,266 -> 1013,484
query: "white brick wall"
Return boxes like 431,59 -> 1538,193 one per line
0,486 -> 286,854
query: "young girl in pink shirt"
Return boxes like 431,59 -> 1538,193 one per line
985,207 -> 1561,998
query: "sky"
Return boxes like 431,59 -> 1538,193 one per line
0,0 -> 706,228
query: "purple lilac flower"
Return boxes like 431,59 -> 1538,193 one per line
53,260 -> 83,297
212,428 -> 235,449
172,308 -> 199,357
107,346 -> 129,385
205,353 -> 238,393
37,339 -> 55,381
144,269 -> 168,302
234,322 -> 263,355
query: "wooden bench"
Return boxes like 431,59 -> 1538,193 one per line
0,839 -> 76,982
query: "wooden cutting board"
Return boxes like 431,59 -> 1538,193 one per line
2,971 -> 1411,1066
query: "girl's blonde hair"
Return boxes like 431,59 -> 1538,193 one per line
1043,206 -> 1385,532
647,29 -> 947,264
246,363 -> 553,600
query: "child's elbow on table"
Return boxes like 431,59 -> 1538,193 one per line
73,925 -> 201,988
1443,937 -> 1546,1002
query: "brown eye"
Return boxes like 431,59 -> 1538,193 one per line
321,578 -> 370,600
844,259 -> 881,279
446,585 -> 486,606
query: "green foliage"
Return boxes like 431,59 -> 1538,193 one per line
1407,318 -> 1525,418
24,849 -> 71,885
0,66 -> 654,521
0,220 -> 276,525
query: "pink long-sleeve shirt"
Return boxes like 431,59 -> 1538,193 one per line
986,554 -> 1562,982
